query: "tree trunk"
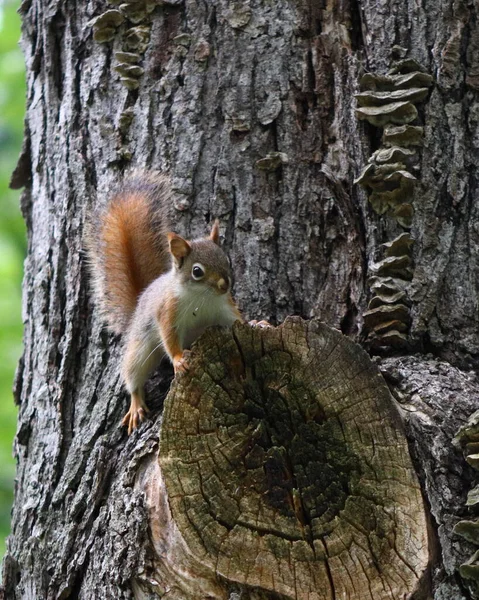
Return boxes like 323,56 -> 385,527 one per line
2,0 -> 479,599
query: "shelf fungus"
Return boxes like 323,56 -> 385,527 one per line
388,58 -> 428,75
382,232 -> 415,256
119,77 -> 140,90
115,51 -> 141,64
363,303 -> 411,329
124,25 -> 151,52
355,87 -> 429,107
118,108 -> 135,133
370,254 -> 413,279
90,5 -> 154,133
114,50 -> 144,91
359,71 -> 434,92
355,100 -> 418,127
383,124 -> 424,147
136,319 -> 430,599
355,56 -> 432,222
454,411 -> 479,592
119,0 -> 158,24
255,151 -> 288,171
394,203 -> 414,228
89,9 -> 125,43
114,64 -> 144,78
355,163 -> 416,218
355,55 -> 433,350
363,234 -> 415,350
370,146 -> 416,164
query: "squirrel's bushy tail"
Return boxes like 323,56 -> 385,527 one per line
85,172 -> 171,335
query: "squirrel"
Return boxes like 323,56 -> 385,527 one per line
85,172 -> 242,434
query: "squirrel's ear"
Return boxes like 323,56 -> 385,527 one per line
167,233 -> 191,265
210,219 -> 220,245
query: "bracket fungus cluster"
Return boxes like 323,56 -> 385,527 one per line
363,232 -> 414,350
255,151 -> 289,172
114,50 -> 145,91
89,0 -> 156,90
89,0 -> 183,158
355,55 -> 433,351
138,319 -> 430,599
454,412 -> 479,593
90,9 -> 126,43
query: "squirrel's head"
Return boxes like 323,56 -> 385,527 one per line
167,220 -> 233,295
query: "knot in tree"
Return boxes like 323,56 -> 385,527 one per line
151,318 -> 429,599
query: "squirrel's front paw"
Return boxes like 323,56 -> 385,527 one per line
249,319 -> 273,328
173,355 -> 188,374
122,393 -> 149,435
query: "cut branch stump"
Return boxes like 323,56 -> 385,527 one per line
138,318 -> 430,600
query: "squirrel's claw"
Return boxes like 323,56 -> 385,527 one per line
122,393 -> 150,435
173,356 -> 188,375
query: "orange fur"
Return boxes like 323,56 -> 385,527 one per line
85,173 -> 171,334
158,296 -> 183,364
210,219 -> 220,244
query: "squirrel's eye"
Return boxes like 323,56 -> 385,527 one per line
192,264 -> 205,280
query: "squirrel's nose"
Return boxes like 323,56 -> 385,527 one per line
217,278 -> 228,293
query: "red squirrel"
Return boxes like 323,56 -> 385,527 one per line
86,172 -> 242,434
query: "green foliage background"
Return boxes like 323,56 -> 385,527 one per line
0,0 -> 26,560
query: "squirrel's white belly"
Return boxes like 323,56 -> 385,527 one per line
175,287 -> 237,349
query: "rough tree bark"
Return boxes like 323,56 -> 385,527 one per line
2,0 -> 479,599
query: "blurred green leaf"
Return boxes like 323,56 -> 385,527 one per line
0,0 -> 26,561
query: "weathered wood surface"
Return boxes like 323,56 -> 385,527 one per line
143,318 -> 430,600
3,0 -> 479,598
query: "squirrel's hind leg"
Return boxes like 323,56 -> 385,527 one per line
121,333 -> 164,434
121,390 -> 149,435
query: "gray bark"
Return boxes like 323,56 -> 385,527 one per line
2,0 -> 479,598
